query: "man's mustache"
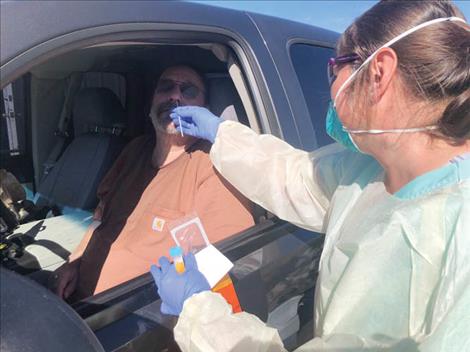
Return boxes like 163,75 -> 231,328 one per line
157,102 -> 180,116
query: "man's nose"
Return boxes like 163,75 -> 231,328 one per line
168,85 -> 183,102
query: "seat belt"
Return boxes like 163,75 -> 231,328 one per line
87,124 -> 125,136
41,73 -> 83,179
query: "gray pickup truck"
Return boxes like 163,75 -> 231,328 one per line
0,1 -> 338,351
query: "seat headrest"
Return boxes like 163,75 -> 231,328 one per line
206,74 -> 248,126
73,88 -> 126,136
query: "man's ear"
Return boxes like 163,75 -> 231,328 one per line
369,47 -> 398,100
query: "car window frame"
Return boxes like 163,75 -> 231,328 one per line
2,22 -> 292,296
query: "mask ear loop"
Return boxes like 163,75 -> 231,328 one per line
333,16 -> 466,107
345,125 -> 439,134
332,17 -> 466,151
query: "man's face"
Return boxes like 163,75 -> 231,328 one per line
150,66 -> 206,135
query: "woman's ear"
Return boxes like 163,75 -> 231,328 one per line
369,47 -> 398,100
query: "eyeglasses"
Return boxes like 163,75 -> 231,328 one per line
155,79 -> 204,100
327,53 -> 361,86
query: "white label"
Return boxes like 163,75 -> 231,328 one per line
152,217 -> 165,232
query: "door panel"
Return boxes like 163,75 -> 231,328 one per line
74,219 -> 324,351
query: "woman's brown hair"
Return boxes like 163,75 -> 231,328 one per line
337,0 -> 470,144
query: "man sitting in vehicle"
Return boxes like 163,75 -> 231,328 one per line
51,65 -> 254,301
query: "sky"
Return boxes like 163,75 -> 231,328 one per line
193,1 -> 470,33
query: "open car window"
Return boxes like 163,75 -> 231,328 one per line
0,40 -> 267,292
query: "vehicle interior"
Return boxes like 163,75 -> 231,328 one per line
1,38 -> 322,351
1,41 -> 259,268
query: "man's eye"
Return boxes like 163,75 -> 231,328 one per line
157,83 -> 174,93
181,85 -> 199,99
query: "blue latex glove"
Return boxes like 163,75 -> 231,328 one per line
170,106 -> 222,143
150,252 -> 210,316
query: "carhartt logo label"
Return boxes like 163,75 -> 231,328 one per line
152,217 -> 165,232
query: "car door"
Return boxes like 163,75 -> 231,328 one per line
246,12 -> 339,150
1,2 -> 335,351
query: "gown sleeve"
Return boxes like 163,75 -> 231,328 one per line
174,291 -> 287,352
210,121 -> 348,232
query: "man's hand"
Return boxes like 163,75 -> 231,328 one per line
49,259 -> 81,300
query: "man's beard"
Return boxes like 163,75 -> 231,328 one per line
149,101 -> 179,135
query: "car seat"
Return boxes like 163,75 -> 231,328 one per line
35,88 -> 127,210
207,73 -> 249,125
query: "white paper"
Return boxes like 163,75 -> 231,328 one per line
195,245 -> 233,288
220,105 -> 238,122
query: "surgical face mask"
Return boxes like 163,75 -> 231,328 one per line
327,16 -> 466,152
326,101 -> 361,152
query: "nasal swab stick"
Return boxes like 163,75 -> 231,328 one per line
176,101 -> 184,137
179,116 -> 184,137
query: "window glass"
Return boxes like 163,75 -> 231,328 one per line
290,44 -> 334,147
